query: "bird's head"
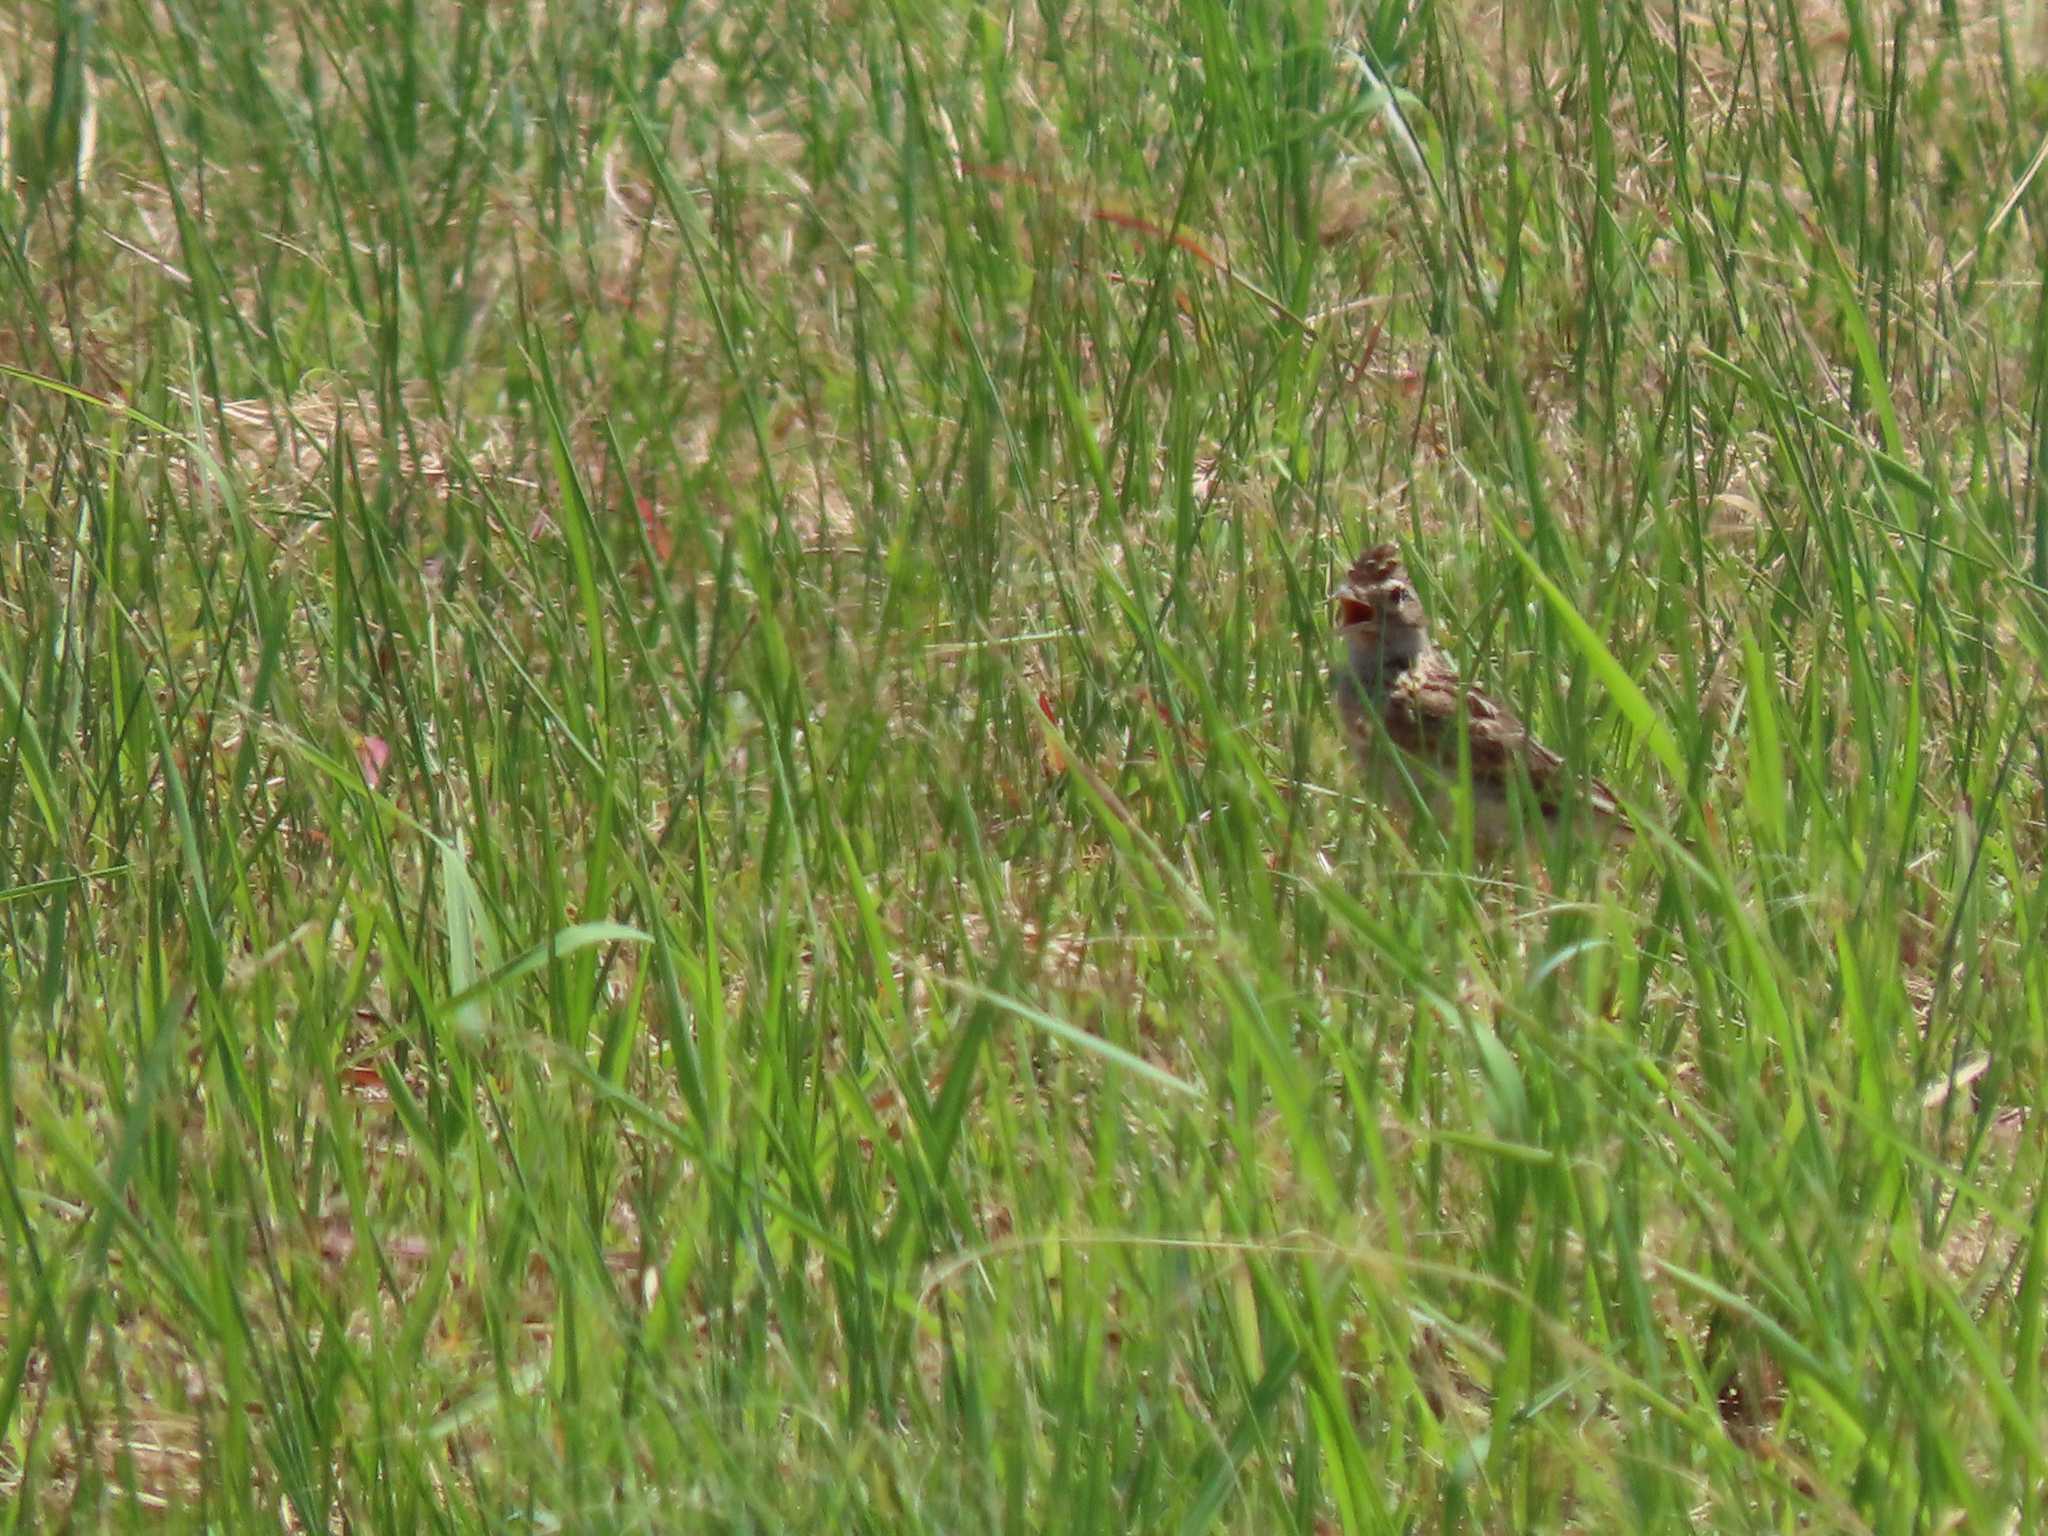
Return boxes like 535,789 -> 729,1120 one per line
1334,543 -> 1430,661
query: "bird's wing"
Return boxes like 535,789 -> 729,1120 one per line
1381,665 -> 1530,774
1385,665 -> 1630,829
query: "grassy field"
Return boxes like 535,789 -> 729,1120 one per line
3,0 -> 2047,1528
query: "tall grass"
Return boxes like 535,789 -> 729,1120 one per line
2,0 -> 2045,1528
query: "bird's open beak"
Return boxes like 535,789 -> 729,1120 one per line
1332,585 -> 1374,629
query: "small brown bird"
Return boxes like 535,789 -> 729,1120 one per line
1332,542 -> 1631,848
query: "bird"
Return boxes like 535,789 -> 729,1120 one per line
1331,542 -> 1631,850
